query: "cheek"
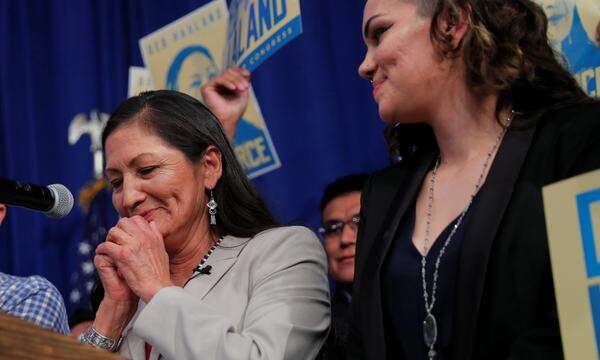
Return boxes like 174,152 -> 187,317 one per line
112,192 -> 126,217
324,240 -> 340,258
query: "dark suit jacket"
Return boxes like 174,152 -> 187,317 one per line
349,101 -> 600,360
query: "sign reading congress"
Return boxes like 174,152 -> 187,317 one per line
225,0 -> 302,72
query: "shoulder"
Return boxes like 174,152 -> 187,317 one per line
242,226 -> 327,278
368,163 -> 406,188
0,274 -> 58,303
246,226 -> 324,257
0,274 -> 69,334
360,162 -> 412,215
4,274 -> 64,306
536,101 -> 600,138
529,101 -> 600,176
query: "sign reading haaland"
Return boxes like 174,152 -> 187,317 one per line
536,0 -> 600,98
225,0 -> 302,72
544,169 -> 600,359
139,0 -> 281,179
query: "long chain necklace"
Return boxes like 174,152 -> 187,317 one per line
421,111 -> 513,360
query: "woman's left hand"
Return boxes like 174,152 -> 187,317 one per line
96,216 -> 173,303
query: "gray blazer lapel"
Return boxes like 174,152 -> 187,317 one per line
183,235 -> 250,300
454,114 -> 539,359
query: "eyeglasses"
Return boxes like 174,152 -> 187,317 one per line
318,214 -> 361,238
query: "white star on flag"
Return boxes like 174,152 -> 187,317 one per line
70,290 -> 81,303
81,261 -> 95,275
78,242 -> 92,255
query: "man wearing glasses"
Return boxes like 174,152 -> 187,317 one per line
318,174 -> 368,360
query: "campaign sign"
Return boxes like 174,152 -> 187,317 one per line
536,0 -> 600,98
128,66 -> 154,98
139,0 -> 280,179
225,0 -> 302,72
543,169 -> 600,359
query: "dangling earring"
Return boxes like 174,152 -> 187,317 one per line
206,189 -> 218,226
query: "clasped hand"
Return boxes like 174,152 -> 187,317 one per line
95,216 -> 173,304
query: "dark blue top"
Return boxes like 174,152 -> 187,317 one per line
381,202 -> 473,360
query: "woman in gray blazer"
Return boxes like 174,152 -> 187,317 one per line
79,90 -> 331,359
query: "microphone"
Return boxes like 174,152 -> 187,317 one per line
0,178 -> 74,218
193,265 -> 212,275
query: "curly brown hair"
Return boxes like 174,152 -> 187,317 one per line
425,0 -> 589,113
384,0 -> 592,162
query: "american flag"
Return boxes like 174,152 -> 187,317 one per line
68,185 -> 118,311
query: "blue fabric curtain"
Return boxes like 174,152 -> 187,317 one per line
0,0 -> 387,311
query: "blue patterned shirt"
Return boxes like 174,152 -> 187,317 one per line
0,273 -> 70,334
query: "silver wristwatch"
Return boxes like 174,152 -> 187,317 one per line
79,326 -> 122,352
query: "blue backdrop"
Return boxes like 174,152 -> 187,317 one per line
0,0 -> 388,312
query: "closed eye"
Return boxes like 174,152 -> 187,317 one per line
109,178 -> 122,189
139,166 -> 157,176
373,25 -> 391,43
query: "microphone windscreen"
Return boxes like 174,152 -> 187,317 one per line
46,184 -> 74,218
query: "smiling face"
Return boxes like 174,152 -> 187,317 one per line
104,121 -> 209,253
359,0 -> 445,124
322,191 -> 361,284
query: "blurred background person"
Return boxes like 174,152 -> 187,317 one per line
0,204 -> 69,335
79,90 -> 330,359
351,0 -> 600,359
317,174 -> 368,360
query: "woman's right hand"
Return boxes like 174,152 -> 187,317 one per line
91,240 -> 139,341
94,251 -> 138,304
200,67 -> 251,142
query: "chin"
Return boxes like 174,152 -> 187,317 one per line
378,105 -> 398,125
334,269 -> 354,284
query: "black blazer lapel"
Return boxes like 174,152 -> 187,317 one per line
453,116 -> 539,359
360,146 -> 435,359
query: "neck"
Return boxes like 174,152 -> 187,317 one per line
427,77 -> 507,166
167,219 -> 217,287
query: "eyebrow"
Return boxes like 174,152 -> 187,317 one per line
364,14 -> 383,38
105,153 -> 155,174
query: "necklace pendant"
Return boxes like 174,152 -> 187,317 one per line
428,348 -> 437,360
423,312 -> 438,349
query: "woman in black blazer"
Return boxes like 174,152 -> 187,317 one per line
351,0 -> 600,359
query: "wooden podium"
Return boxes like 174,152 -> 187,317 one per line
0,312 -> 124,359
